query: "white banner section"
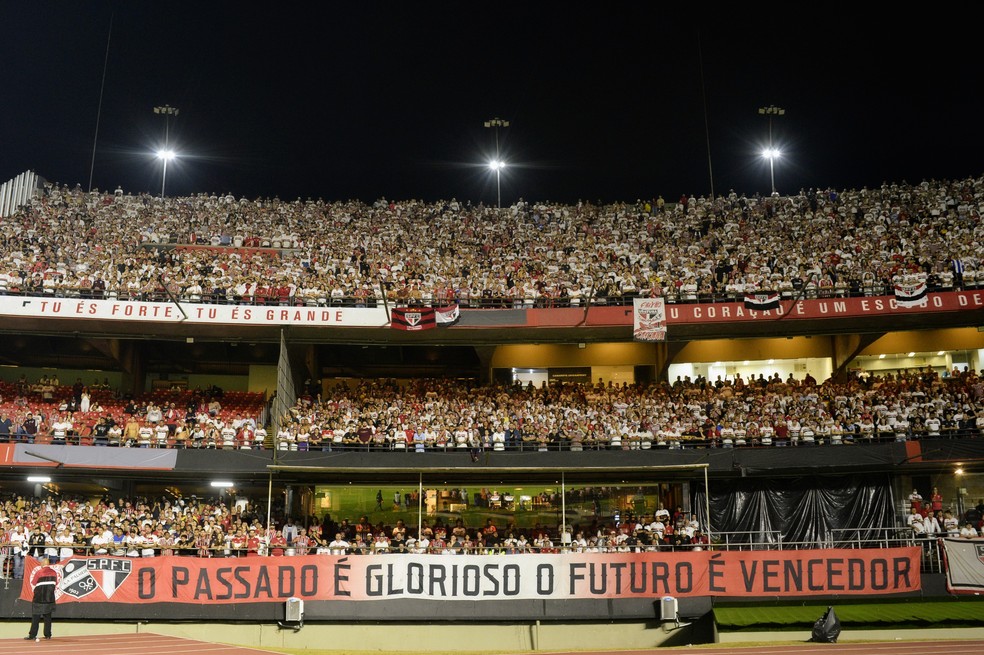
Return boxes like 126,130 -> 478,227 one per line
633,297 -> 666,341
941,537 -> 984,594
0,297 -> 389,328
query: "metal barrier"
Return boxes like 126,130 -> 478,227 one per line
0,530 -> 949,581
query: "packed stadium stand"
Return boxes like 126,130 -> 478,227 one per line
0,177 -> 980,306
0,173 -> 982,646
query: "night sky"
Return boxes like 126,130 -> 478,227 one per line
3,4 -> 982,205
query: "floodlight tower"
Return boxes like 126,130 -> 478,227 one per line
757,105 -> 784,195
484,117 -> 510,208
154,105 -> 179,197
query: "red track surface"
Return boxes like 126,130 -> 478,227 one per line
0,633 -> 285,655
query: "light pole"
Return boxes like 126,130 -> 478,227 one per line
156,149 -> 176,198
761,147 -> 780,196
484,117 -> 509,208
955,467 -> 965,518
488,160 -> 505,209
154,105 -> 179,197
757,105 -> 784,195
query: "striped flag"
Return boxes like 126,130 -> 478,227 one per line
743,292 -> 780,311
390,307 -> 436,331
435,304 -> 460,327
893,280 -> 928,308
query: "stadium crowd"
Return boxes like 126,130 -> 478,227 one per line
0,492 -> 717,577
0,175 -> 980,306
2,488 -> 981,579
1,366 -> 981,451
274,366 -> 983,451
0,379 -> 267,449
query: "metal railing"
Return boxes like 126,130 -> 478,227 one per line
0,529 -> 950,582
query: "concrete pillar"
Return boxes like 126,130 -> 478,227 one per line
830,333 -> 883,381
473,346 -> 497,385
118,341 -> 146,396
656,341 -> 688,383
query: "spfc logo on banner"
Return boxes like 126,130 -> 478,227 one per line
59,558 -> 132,599
638,310 -> 663,329
405,312 -> 422,327
976,544 -> 984,565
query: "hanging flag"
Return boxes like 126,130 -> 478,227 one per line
743,292 -> 780,311
941,537 -> 984,594
391,307 -> 436,331
893,280 -> 928,308
633,297 -> 666,341
435,304 -> 460,327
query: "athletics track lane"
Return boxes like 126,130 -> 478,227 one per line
0,632 -> 284,655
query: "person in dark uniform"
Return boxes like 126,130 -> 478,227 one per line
26,555 -> 57,641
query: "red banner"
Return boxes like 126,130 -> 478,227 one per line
525,291 -> 984,327
661,292 -> 981,324
21,548 -> 920,603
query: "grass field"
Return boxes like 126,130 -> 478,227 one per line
714,597 -> 984,630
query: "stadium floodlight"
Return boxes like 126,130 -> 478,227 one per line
484,117 -> 510,208
210,480 -> 234,488
27,476 -> 51,483
153,105 -> 180,197
760,148 -> 781,196
757,105 -> 785,195
488,159 -> 506,209
156,149 -> 177,198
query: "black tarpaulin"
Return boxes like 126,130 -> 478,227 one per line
696,474 -> 896,546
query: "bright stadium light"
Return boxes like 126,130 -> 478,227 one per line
27,476 -> 51,483
156,149 -> 177,198
153,104 -> 180,197
484,117 -> 510,208
758,105 -> 785,195
211,480 -> 234,488
488,159 -> 506,208
761,148 -> 781,197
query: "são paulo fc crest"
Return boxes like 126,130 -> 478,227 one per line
404,311 -> 422,327
976,544 -> 984,565
59,558 -> 132,599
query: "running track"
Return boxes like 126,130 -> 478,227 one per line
1,634 -> 983,655
0,633 -> 285,655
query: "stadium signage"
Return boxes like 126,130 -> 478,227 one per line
23,549 -> 920,603
661,291 -> 983,324
2,291 -> 980,329
0,297 -> 389,327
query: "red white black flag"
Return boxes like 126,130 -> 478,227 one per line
435,304 -> 460,327
390,307 -> 436,331
633,297 -> 666,341
743,292 -> 780,311
894,280 -> 928,308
